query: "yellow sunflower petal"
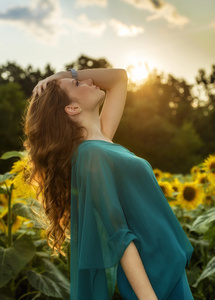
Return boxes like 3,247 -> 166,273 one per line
202,154 -> 215,182
153,168 -> 163,180
158,181 -> 174,197
177,181 -> 204,211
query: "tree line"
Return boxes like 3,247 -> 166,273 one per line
0,55 -> 214,174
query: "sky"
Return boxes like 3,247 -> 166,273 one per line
0,0 -> 215,85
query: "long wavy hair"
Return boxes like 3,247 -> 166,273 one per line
22,80 -> 86,256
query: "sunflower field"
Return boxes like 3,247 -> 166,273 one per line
0,151 -> 215,300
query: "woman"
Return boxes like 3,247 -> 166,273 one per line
24,68 -> 194,300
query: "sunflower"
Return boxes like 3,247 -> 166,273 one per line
153,168 -> 163,180
190,166 -> 201,179
202,154 -> 215,182
196,173 -> 211,185
204,194 -> 214,206
177,182 -> 204,211
170,178 -> 182,193
158,181 -> 173,198
10,155 -> 30,174
162,172 -> 172,179
203,183 -> 215,205
6,156 -> 36,200
12,171 -> 36,199
163,178 -> 181,208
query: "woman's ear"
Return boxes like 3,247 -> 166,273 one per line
65,104 -> 82,116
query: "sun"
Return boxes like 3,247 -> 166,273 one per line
126,60 -> 149,85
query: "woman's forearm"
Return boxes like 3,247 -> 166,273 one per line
120,241 -> 158,300
76,68 -> 127,90
51,68 -> 127,90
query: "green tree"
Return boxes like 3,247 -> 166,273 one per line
167,120 -> 204,174
65,54 -> 112,70
0,82 -> 26,173
0,61 -> 55,98
114,70 -> 204,174
193,65 -> 215,157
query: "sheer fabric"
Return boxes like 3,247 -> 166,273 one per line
70,140 -> 194,300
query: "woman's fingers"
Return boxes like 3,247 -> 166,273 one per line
32,72 -> 65,96
32,79 -> 49,96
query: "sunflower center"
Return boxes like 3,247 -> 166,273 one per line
210,162 -> 215,174
173,186 -> 178,192
200,175 -> 209,183
183,187 -> 196,202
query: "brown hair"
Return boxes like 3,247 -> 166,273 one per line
22,80 -> 86,256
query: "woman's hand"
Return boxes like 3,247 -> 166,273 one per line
32,71 -> 71,96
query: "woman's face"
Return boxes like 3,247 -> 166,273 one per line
59,78 -> 105,112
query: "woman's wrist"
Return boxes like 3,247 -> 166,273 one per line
51,71 -> 72,80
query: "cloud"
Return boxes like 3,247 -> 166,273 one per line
120,0 -> 189,27
75,0 -> 107,7
0,0 -> 107,43
0,0 -> 66,44
109,19 -> 144,36
68,14 -> 107,36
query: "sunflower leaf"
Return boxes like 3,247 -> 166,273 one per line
0,186 -> 7,194
188,237 -> 209,246
190,207 -> 215,234
0,234 -> 35,287
26,258 -> 70,299
27,270 -> 62,298
0,151 -> 26,160
192,256 -> 215,288
0,173 -> 13,184
12,202 -> 46,228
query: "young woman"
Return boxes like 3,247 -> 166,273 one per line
24,68 -> 194,300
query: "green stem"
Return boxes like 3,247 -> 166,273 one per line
17,291 -> 40,300
13,276 -> 28,293
7,183 -> 14,247
57,256 -> 67,269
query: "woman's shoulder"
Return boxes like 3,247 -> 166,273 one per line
72,141 -> 112,165
72,140 -> 136,167
77,140 -> 110,155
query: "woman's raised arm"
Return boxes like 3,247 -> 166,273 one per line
33,68 -> 128,141
77,69 -> 128,140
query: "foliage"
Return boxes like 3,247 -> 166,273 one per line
0,62 -> 55,98
0,151 -> 215,299
0,152 -> 70,300
65,54 -> 112,70
114,66 -> 215,174
0,83 -> 27,174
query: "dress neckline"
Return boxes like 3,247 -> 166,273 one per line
81,139 -> 114,144
77,140 -> 133,154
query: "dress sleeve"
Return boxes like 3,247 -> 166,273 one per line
72,147 -> 141,299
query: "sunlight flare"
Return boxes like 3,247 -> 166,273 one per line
126,60 -> 149,85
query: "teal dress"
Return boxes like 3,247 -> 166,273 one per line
70,140 -> 194,300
